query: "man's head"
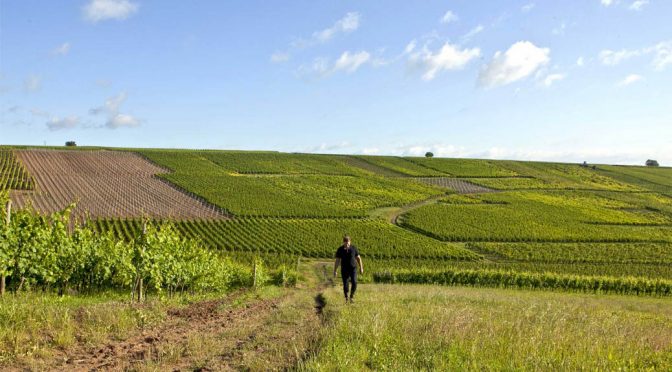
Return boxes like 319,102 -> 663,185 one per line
343,235 -> 351,248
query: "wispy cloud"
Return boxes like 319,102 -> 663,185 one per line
617,74 -> 643,86
461,25 -> 485,43
407,42 -> 481,81
24,75 -> 42,92
47,116 -> 80,131
270,52 -> 290,63
273,12 -> 361,63
599,49 -> 641,65
83,0 -> 138,23
521,3 -> 535,12
52,42 -> 71,56
90,92 -> 142,129
599,40 -> 672,70
291,12 -> 361,49
479,41 -> 550,88
298,51 -> 371,78
440,11 -> 458,24
629,0 -> 649,11
543,73 -> 566,87
600,0 -> 615,6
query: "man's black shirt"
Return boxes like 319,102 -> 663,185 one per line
335,245 -> 359,272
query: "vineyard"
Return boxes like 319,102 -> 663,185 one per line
91,217 -> 480,260
0,148 -> 34,191
138,150 -> 445,217
0,146 -> 671,294
8,149 -> 226,221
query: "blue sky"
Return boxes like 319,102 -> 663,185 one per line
1,0 -> 671,165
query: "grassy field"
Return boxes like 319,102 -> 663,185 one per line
303,283 -> 672,370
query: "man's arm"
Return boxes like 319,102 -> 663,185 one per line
333,258 -> 341,277
356,255 -> 363,274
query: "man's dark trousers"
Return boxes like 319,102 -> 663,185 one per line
342,268 -> 357,299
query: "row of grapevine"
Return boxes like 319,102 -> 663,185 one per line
0,148 -> 34,191
362,259 -> 672,281
0,197 -> 260,297
9,150 -> 226,221
373,268 -> 672,296
472,242 -> 672,264
400,191 -> 672,243
140,150 -> 445,217
91,217 -> 481,260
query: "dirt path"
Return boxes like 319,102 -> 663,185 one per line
389,194 -> 446,225
45,262 -> 334,371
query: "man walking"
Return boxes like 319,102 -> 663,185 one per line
334,235 -> 364,303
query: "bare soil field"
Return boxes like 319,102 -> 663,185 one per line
416,177 -> 496,194
9,149 -> 226,221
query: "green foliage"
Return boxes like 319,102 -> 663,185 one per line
0,200 -> 256,295
474,242 -> 672,264
373,268 -> 672,296
407,157 -> 519,177
468,161 -> 641,191
353,156 -> 445,176
598,165 -> 672,194
0,148 -> 33,191
401,191 -> 672,242
139,150 -> 443,217
92,218 -> 481,260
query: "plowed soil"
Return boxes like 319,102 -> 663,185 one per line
415,177 -> 496,194
9,149 -> 226,221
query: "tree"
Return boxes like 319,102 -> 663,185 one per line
646,159 -> 659,167
425,152 -> 434,158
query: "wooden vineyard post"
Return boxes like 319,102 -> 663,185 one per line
1,200 -> 9,296
253,260 -> 257,289
139,221 -> 147,302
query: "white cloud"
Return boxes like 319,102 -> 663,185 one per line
404,40 -> 417,54
461,25 -> 485,43
107,113 -> 141,128
270,52 -> 290,63
333,51 -> 371,73
305,141 -> 352,153
52,42 -> 71,56
89,92 -> 142,129
361,148 -> 380,155
30,108 -> 50,118
83,0 -> 138,23
296,12 -> 360,47
647,41 -> 672,70
576,57 -> 585,67
24,75 -> 42,92
543,73 -> 566,87
601,0 -> 614,6
440,11 -> 458,24
599,41 -> 672,70
617,74 -> 643,86
599,49 -> 640,65
299,51 -> 371,78
552,22 -> 567,36
629,0 -> 649,10
408,43 -> 481,81
47,116 -> 80,131
521,3 -> 535,12
277,12 -> 361,63
479,41 -> 550,88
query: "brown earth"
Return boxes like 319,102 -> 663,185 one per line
9,149 -> 227,221
415,177 -> 496,194
24,263 -> 334,371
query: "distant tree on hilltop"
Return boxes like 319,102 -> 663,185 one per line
425,152 -> 434,158
646,159 -> 659,167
